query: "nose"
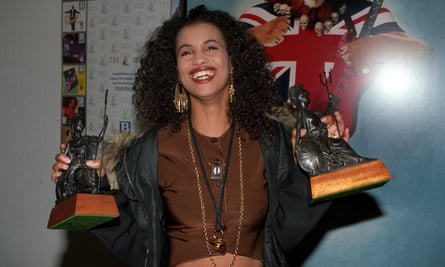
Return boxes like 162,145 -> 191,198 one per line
192,51 -> 209,65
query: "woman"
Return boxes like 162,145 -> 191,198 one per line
62,97 -> 78,126
51,5 -> 347,267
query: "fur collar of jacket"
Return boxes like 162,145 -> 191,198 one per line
102,105 -> 297,190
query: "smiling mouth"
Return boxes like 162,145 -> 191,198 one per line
192,70 -> 215,81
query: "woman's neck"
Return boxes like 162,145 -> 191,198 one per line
190,101 -> 231,137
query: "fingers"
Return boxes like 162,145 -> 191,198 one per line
340,40 -> 375,72
333,111 -> 344,127
59,143 -> 66,153
85,159 -> 101,169
342,128 -> 350,142
291,128 -> 307,164
339,45 -> 353,66
271,18 -> 290,44
291,128 -> 297,149
50,158 -> 106,182
250,17 -> 290,45
271,29 -> 286,44
340,42 -> 363,69
320,113 -> 335,126
326,122 -> 340,138
51,170 -> 60,182
51,145 -> 70,182
273,16 -> 290,29
55,152 -> 71,165
86,160 -> 107,177
321,111 -> 350,141
51,159 -> 69,182
291,128 -> 297,164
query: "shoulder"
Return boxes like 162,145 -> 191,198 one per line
261,108 -> 295,149
102,127 -> 158,189
266,104 -> 297,129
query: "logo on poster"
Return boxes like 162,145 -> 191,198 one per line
120,121 -> 131,133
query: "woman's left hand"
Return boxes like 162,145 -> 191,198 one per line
291,111 -> 350,164
321,111 -> 350,142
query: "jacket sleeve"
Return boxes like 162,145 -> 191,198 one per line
272,164 -> 330,253
91,129 -> 165,267
90,191 -> 149,267
268,124 -> 331,254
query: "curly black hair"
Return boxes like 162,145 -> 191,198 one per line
132,5 -> 282,139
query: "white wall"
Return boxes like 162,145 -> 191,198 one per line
0,1 -> 127,266
1,0 -> 63,266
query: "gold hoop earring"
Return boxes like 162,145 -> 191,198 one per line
229,71 -> 235,103
174,82 -> 189,113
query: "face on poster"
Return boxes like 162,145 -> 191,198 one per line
62,1 -> 87,32
62,32 -> 86,64
186,0 -> 427,135
62,64 -> 86,96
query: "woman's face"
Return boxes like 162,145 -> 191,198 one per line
176,22 -> 231,103
68,99 -> 76,108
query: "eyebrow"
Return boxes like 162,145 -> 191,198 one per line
176,39 -> 224,53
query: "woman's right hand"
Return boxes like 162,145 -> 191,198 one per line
249,16 -> 290,46
51,144 -> 70,182
51,144 -> 104,182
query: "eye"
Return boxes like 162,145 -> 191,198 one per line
205,41 -> 221,53
179,50 -> 192,57
177,45 -> 193,57
207,45 -> 218,51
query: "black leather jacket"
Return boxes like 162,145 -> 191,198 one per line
92,122 -> 329,267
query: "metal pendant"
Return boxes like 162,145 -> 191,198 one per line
210,159 -> 223,180
209,230 -> 226,253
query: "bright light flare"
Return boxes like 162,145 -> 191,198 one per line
372,63 -> 419,99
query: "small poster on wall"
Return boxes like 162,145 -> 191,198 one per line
62,0 -> 87,33
62,32 -> 86,64
62,64 -> 86,95
61,0 -> 87,142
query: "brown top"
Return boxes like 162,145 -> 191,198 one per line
158,122 -> 268,266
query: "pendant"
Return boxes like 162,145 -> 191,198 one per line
210,159 -> 223,180
209,230 -> 226,253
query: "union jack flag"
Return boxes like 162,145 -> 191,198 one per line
240,1 -> 402,133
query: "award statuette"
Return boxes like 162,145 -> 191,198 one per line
48,90 -> 119,230
288,85 -> 391,203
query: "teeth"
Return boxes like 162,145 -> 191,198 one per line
193,70 -> 214,80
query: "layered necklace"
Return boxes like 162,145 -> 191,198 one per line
186,119 -> 245,267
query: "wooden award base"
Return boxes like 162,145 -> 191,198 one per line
310,159 -> 391,203
47,193 -> 119,231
